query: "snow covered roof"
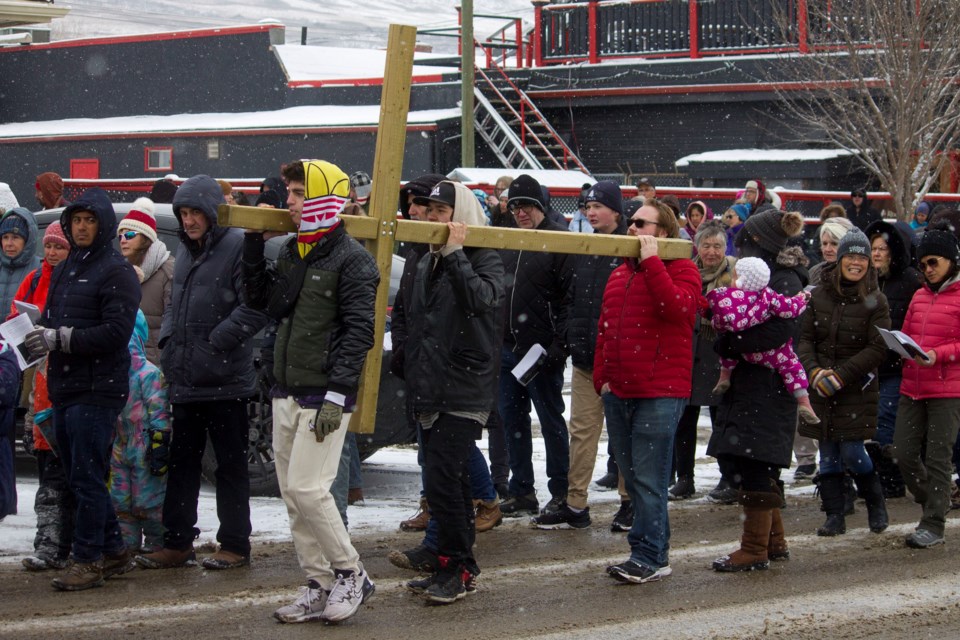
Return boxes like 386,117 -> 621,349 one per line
446,167 -> 594,189
675,148 -> 855,167
274,44 -> 458,87
0,105 -> 461,141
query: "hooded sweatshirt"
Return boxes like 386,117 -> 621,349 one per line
44,188 -> 141,409
404,181 -> 505,415
0,207 -> 42,315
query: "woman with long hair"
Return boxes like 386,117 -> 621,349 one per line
798,229 -> 891,537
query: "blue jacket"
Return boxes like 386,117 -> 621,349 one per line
44,188 -> 141,409
0,207 -> 42,316
160,175 -> 268,402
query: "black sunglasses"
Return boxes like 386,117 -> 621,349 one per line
921,257 -> 944,270
630,218 -> 659,229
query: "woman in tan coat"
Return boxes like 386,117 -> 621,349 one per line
118,197 -> 174,365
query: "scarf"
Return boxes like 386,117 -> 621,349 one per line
298,193 -> 347,258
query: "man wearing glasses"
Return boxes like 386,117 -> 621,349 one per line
594,198 -> 700,584
497,174 -> 574,517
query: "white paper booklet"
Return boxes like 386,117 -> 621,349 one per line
877,327 -> 931,362
0,312 -> 44,370
511,343 -> 547,386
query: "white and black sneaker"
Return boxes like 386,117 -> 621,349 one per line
606,560 -> 672,584
531,504 -> 591,530
610,501 -> 633,532
322,563 -> 375,623
274,581 -> 329,623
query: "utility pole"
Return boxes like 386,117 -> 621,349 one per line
460,0 -> 475,167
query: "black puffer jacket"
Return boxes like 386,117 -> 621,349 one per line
389,242 -> 429,379
798,263 -> 890,441
243,224 -> 378,400
160,176 -> 269,403
864,219 -> 923,378
566,218 -> 627,370
44,188 -> 141,409
707,245 -> 808,467
500,217 -> 573,356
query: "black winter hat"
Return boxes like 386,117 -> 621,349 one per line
507,174 -> 545,211
398,173 -> 445,219
743,209 -> 804,254
584,180 -> 623,215
837,228 -> 871,260
918,228 -> 960,263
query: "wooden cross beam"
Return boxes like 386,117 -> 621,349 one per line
218,23 -> 692,433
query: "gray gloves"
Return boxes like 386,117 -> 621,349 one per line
24,326 -> 72,360
309,401 -> 343,442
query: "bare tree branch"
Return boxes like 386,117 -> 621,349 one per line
768,0 -> 960,220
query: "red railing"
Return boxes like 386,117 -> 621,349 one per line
531,0 -> 877,66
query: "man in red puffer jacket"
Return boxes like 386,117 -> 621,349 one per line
594,198 -> 700,586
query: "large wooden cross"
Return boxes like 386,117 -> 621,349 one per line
219,24 -> 691,433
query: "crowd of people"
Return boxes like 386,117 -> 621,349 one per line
1,167 -> 959,621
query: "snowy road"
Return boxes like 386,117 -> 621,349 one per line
3,416 -> 960,638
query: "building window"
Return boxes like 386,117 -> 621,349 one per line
145,147 -> 173,172
207,139 -> 220,160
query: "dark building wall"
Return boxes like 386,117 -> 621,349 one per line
543,100 -> 797,177
0,29 -> 288,123
0,130 -> 439,207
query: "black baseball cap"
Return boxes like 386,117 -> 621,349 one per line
413,181 -> 456,208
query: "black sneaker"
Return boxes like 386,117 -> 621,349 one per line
531,505 -> 591,530
540,494 -> 566,515
423,572 -> 466,605
707,480 -> 739,505
499,493 -> 539,517
610,501 -> 633,532
594,471 -> 618,490
606,560 -> 672,584
793,464 -> 817,480
668,476 -> 695,501
387,544 -> 439,572
407,570 -> 477,595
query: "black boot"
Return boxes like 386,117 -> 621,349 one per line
842,474 -> 857,515
816,473 -> 847,536
854,471 -> 889,533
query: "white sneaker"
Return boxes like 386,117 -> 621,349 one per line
274,582 -> 328,623
321,562 -> 375,623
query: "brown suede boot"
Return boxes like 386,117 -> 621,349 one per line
474,499 -> 503,533
399,497 -> 430,532
134,547 -> 197,570
768,508 -> 790,561
712,490 -> 780,572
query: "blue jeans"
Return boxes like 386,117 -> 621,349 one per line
876,375 -> 901,446
54,404 -> 125,563
819,440 -> 873,475
499,347 -> 569,499
603,394 -> 685,570
423,441 -> 496,552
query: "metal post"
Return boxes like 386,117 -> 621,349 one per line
461,0 -> 475,167
533,0 -> 548,67
300,26 -> 307,45
798,0 -> 809,53
689,0 -> 700,59
588,0 -> 599,64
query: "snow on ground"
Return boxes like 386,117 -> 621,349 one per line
0,404 -> 815,563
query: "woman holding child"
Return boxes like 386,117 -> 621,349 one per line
708,208 -> 808,572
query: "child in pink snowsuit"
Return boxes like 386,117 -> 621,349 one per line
705,256 -> 820,425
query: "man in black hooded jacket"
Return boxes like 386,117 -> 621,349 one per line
25,187 -> 141,591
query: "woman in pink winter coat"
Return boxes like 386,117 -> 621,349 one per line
893,227 -> 960,549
